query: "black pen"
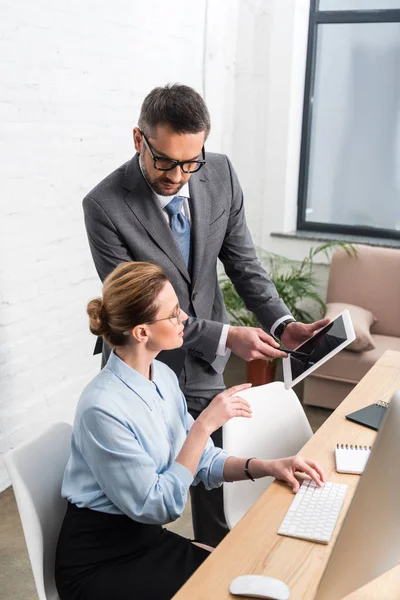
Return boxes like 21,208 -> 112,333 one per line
271,334 -> 309,358
279,347 -> 309,358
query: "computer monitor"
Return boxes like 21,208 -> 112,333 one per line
315,390 -> 400,600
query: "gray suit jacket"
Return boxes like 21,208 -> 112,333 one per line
83,152 -> 290,398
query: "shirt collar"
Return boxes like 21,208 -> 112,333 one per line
156,182 -> 190,210
106,350 -> 166,408
138,155 -> 190,209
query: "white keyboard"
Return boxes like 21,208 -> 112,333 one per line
278,479 -> 348,544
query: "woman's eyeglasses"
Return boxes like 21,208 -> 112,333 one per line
123,310 -> 183,336
146,310 -> 183,326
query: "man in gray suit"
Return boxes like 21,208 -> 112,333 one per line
83,84 -> 328,546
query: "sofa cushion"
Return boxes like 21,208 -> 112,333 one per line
309,334 -> 400,384
326,245 -> 400,337
325,302 -> 377,352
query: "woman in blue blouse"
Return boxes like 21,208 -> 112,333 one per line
55,262 -> 325,600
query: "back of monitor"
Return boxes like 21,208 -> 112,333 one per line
315,390 -> 400,600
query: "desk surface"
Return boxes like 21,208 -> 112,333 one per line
172,350 -> 400,600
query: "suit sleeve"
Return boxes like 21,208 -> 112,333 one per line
219,156 -> 292,333
83,195 -> 134,281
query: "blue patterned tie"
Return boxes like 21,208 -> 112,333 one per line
166,196 -> 191,267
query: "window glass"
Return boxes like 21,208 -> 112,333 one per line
319,0 -> 400,10
304,22 -> 400,232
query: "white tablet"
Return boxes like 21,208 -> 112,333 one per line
282,309 -> 355,390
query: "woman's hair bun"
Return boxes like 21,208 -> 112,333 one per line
87,297 -> 109,337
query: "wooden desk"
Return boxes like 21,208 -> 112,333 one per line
173,350 -> 400,600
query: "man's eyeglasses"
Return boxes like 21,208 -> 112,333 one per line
123,310 -> 183,335
140,130 -> 206,173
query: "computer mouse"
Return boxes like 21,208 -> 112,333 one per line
230,574 -> 290,599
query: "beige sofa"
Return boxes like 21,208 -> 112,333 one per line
303,244 -> 400,410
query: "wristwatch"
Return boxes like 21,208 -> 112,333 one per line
274,318 -> 296,340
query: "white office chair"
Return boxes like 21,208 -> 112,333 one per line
4,422 -> 72,600
223,381 -> 313,529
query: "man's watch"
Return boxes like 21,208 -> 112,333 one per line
274,318 -> 296,340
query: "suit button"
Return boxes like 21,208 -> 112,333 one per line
192,293 -> 197,301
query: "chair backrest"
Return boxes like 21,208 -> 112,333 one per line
4,422 -> 72,600
326,244 -> 400,337
222,382 -> 312,529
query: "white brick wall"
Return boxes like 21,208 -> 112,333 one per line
0,0 -> 309,491
0,0 -> 214,491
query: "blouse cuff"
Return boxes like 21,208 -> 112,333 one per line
169,461 -> 194,488
208,450 -> 230,488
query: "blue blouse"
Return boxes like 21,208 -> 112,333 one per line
62,350 -> 229,525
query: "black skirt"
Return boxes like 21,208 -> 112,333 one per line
55,503 -> 209,600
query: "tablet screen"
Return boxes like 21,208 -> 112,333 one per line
289,315 -> 348,381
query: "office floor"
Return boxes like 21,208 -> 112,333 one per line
0,355 -> 332,600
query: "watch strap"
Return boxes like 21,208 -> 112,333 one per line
244,457 -> 256,482
274,318 -> 296,340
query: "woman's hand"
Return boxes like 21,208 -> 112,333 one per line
197,383 -> 253,435
267,455 -> 326,493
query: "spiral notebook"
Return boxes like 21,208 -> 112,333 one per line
335,443 -> 372,474
345,400 -> 389,431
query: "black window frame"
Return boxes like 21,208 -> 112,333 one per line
297,0 -> 400,241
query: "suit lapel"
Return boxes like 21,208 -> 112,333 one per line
122,155 -> 191,283
189,172 -> 210,290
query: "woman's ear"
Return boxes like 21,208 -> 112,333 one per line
131,324 -> 149,344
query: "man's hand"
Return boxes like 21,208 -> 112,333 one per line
280,318 -> 330,350
226,326 -> 288,362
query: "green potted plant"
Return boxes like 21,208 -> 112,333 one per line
219,242 -> 356,385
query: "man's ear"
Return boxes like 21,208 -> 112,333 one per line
133,127 -> 142,153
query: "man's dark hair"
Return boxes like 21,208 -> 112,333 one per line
138,83 -> 211,138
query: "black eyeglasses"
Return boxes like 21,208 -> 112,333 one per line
140,130 -> 206,173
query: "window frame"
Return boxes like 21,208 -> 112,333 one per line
297,0 -> 400,241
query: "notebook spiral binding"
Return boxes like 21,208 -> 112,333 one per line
375,400 -> 389,408
336,443 -> 372,450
